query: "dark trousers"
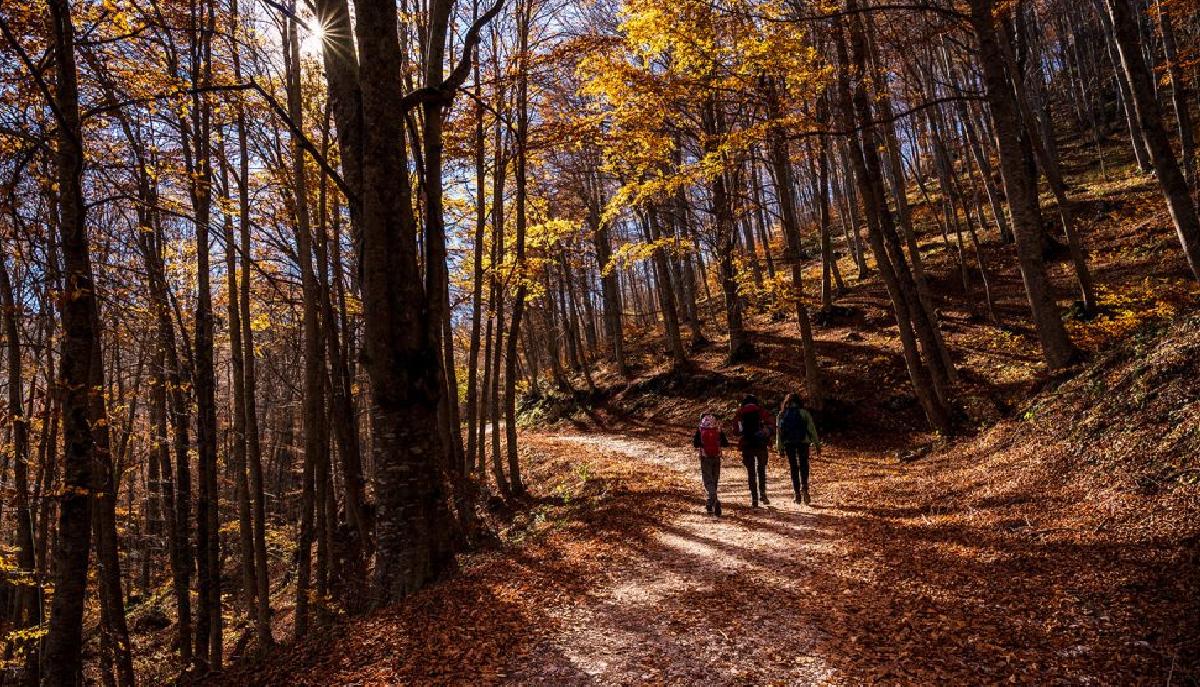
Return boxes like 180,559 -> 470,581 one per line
741,444 -> 768,501
699,456 -> 721,508
783,442 -> 811,495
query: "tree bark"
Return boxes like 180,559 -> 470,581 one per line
354,0 -> 456,601
42,0 -> 97,680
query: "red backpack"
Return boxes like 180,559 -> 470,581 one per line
699,420 -> 722,458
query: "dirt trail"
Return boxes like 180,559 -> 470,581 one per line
507,432 -> 874,685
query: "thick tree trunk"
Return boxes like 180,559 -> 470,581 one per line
42,1 -> 96,680
354,0 -> 455,601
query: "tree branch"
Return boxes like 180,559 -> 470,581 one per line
0,14 -> 82,152
82,81 -> 355,204
398,0 -> 507,112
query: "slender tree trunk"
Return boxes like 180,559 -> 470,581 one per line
591,198 -> 629,375
236,93 -> 273,651
0,250 -> 36,651
1103,0 -> 1200,279
703,100 -> 754,361
1096,0 -> 1153,173
1157,3 -> 1196,186
183,0 -> 222,666
995,23 -> 1098,312
969,0 -> 1081,367
764,79 -> 822,405
286,16 -> 326,635
504,0 -> 533,496
465,50 -> 487,477
219,144 -> 257,629
836,10 -> 951,431
643,208 -> 689,368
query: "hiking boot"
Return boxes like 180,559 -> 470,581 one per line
760,494 -> 770,506
793,493 -> 802,504
802,487 -> 811,506
751,497 -> 759,508
714,500 -> 722,517
705,502 -> 713,515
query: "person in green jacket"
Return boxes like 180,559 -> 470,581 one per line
776,393 -> 821,505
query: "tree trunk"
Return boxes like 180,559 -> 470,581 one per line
1104,0 -> 1200,279
764,79 -> 822,405
354,0 -> 455,601
504,0 -> 533,496
286,17 -> 326,634
1095,0 -> 1153,173
465,53 -> 488,477
835,10 -> 951,431
643,208 -> 689,368
1156,3 -> 1196,186
42,1 -> 97,680
969,0 -> 1081,367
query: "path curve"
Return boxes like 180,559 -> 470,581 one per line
512,432 -> 854,685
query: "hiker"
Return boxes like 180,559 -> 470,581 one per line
734,394 -> 774,507
692,413 -> 729,516
776,393 -> 821,505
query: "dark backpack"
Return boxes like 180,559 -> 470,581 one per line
779,406 -> 806,444
740,405 -> 769,445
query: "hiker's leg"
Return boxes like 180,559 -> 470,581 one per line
742,453 -> 758,502
785,444 -> 801,496
798,443 -> 811,490
713,459 -> 722,514
701,458 -> 718,505
755,446 -> 769,499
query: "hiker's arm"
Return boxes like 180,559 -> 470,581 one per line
692,431 -> 701,448
806,413 -> 821,450
720,431 -> 729,447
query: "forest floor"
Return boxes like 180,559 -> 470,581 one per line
211,366 -> 1198,686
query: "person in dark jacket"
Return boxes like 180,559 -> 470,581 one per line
692,413 -> 730,516
776,393 -> 821,505
733,394 -> 774,507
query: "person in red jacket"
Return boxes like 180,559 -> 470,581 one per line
692,413 -> 729,516
734,394 -> 774,507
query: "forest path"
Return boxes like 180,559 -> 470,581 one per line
505,431 -> 886,685
216,425 -> 1186,685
